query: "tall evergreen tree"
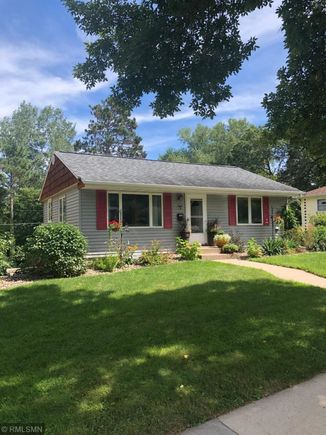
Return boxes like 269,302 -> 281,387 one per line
75,97 -> 146,158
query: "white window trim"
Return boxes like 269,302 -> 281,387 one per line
59,195 -> 66,223
107,192 -> 164,228
236,196 -> 263,226
47,198 -> 53,222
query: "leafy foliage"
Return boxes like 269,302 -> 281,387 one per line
24,224 -> 87,277
261,237 -> 287,256
222,243 -> 239,254
75,97 -> 146,158
280,200 -> 300,230
310,212 -> 326,227
92,256 -> 119,272
229,231 -> 245,253
312,227 -> 326,252
64,0 -> 271,118
176,237 -> 200,261
138,241 -> 170,266
263,0 -> 326,166
282,227 -> 305,248
247,238 -> 263,258
0,102 -> 75,242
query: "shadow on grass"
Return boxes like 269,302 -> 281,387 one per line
0,267 -> 325,434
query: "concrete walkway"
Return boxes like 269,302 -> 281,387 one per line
181,373 -> 326,435
215,258 -> 326,289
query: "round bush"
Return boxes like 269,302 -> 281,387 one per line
222,243 -> 239,253
25,224 -> 87,277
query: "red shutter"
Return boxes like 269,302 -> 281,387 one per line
228,195 -> 237,226
163,193 -> 173,229
263,197 -> 270,225
96,190 -> 107,230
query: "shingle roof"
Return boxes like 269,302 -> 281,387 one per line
305,186 -> 326,196
55,152 -> 301,194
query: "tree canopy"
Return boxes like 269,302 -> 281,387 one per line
263,0 -> 326,164
159,119 -> 326,191
64,0 -> 271,118
0,102 -> 75,239
75,96 -> 146,158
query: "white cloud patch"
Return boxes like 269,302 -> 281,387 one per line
239,0 -> 283,44
0,41 -> 115,118
134,109 -> 195,124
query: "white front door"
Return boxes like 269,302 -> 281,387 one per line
186,194 -> 207,244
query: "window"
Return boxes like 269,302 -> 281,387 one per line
47,199 -> 53,222
152,195 -> 163,227
251,198 -> 263,224
59,196 -> 66,222
107,193 -> 163,227
123,194 -> 149,226
317,199 -> 326,212
237,197 -> 262,225
108,193 -> 120,221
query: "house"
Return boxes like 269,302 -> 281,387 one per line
301,187 -> 326,228
40,152 -> 301,256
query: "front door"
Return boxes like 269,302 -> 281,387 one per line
186,194 -> 207,244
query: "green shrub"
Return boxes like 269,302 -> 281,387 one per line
312,226 -> 326,251
92,255 -> 119,272
176,237 -> 200,261
214,233 -> 231,248
310,212 -> 326,227
24,224 -> 87,277
262,237 -> 287,256
222,243 -> 239,253
0,252 -> 10,275
138,241 -> 170,266
282,227 -> 304,247
229,232 -> 245,252
303,226 -> 315,250
247,238 -> 263,258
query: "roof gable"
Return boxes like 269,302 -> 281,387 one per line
40,154 -> 80,201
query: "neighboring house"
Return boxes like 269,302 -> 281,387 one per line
301,186 -> 326,229
40,152 -> 301,256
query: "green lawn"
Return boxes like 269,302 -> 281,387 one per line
1,262 -> 325,434
251,252 -> 326,278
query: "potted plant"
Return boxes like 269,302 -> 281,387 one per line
214,232 -> 231,248
206,219 -> 220,246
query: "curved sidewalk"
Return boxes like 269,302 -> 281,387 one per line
215,258 -> 326,288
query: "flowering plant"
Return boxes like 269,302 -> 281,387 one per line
273,215 -> 284,226
108,220 -> 122,232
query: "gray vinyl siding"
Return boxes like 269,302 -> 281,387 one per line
80,189 -> 183,255
207,194 -> 287,244
43,187 -> 80,227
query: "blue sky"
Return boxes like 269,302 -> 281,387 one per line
0,0 -> 285,158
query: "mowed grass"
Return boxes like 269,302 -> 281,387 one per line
251,252 -> 326,278
0,262 -> 325,435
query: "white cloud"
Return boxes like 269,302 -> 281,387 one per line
239,0 -> 283,44
134,108 -> 195,124
0,41 -> 115,118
